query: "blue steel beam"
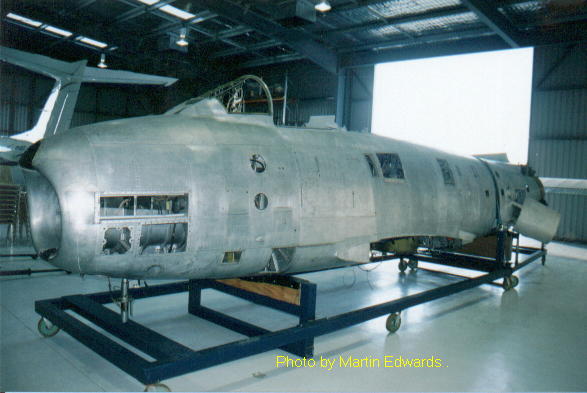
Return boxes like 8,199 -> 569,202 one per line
192,0 -> 338,74
460,0 -> 523,47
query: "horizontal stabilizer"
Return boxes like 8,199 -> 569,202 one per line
1,46 -> 82,80
540,177 -> 587,196
473,153 -> 510,162
83,67 -> 177,86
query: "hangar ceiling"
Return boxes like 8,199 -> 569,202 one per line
2,0 -> 586,78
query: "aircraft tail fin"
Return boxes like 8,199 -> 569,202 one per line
1,46 -> 178,144
1,46 -> 87,143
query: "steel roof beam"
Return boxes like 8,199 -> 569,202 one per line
192,0 -> 338,73
113,0 -> 174,24
212,39 -> 281,58
240,53 -> 305,69
110,0 -> 246,50
459,0 -> 522,47
340,35 -> 508,68
145,11 -> 218,37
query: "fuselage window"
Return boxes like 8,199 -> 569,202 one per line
364,154 -> 378,177
136,195 -> 188,216
100,196 -> 134,217
436,159 -> 455,185
99,194 -> 188,219
376,153 -> 404,179
223,251 -> 242,263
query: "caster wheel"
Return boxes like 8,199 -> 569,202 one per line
398,259 -> 408,273
511,275 -> 519,288
407,258 -> 418,271
144,383 -> 171,392
37,318 -> 60,338
385,312 -> 401,333
502,275 -> 518,291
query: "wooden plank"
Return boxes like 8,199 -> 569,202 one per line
458,234 -> 513,259
216,279 -> 301,305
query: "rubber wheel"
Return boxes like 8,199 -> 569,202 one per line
37,318 -> 60,338
398,259 -> 408,273
503,275 -> 519,291
385,313 -> 401,333
144,383 -> 171,392
408,258 -> 418,271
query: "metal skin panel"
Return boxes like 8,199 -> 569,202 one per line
24,110 -> 546,279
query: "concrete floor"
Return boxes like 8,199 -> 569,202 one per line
1,241 -> 586,392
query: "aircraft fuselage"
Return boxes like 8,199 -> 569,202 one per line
24,109 -> 545,279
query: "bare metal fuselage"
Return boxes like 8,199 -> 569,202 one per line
24,105 -> 551,279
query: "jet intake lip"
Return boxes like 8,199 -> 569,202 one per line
19,141 -> 42,169
22,168 -> 62,259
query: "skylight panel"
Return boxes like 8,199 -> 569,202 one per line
77,36 -> 108,48
159,5 -> 195,20
138,0 -> 160,5
6,13 -> 42,27
44,25 -> 73,37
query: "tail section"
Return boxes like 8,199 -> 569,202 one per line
1,46 -> 87,143
0,46 -> 178,157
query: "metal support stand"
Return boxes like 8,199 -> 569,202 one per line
0,268 -> 67,277
120,278 -> 130,323
34,243 -> 546,386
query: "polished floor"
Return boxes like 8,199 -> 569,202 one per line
1,240 -> 586,392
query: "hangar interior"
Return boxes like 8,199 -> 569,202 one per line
1,0 -> 586,391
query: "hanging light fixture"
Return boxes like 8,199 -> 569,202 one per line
97,53 -> 107,68
176,27 -> 189,47
315,0 -> 332,12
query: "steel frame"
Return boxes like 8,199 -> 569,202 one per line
35,242 -> 545,386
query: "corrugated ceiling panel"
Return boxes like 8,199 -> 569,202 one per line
336,7 -> 380,24
367,0 -> 462,18
320,12 -> 366,29
394,12 -> 481,34
500,0 -> 586,26
359,25 -> 403,39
